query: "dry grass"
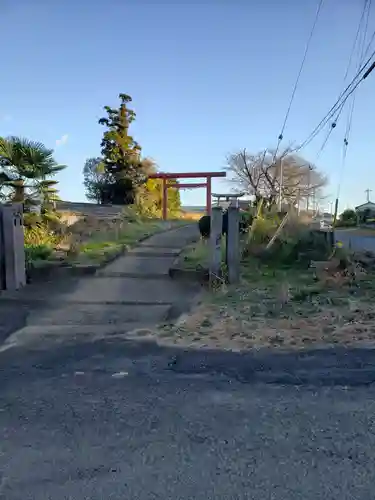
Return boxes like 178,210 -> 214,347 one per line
155,256 -> 375,351
179,211 -> 204,221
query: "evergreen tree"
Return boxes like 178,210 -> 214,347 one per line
98,94 -> 146,204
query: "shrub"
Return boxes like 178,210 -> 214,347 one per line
24,224 -> 60,247
25,244 -> 53,264
335,219 -> 357,228
23,212 -> 42,228
240,211 -> 254,227
250,216 -> 277,244
247,227 -> 332,266
198,215 -> 211,238
198,212 -> 250,239
340,208 -> 357,221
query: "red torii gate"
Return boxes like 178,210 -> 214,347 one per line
148,171 -> 226,220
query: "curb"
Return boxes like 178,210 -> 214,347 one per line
164,285 -> 205,323
4,338 -> 375,387
168,266 -> 209,283
167,346 -> 375,386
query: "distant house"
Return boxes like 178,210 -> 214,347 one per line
355,201 -> 375,222
355,201 -> 375,212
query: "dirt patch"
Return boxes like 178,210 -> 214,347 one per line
153,257 -> 375,351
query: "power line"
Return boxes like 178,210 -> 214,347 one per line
296,47 -> 375,152
297,8 -> 375,157
344,0 -> 371,82
344,0 -> 371,142
313,0 -> 371,161
273,0 -> 325,159
314,101 -> 346,161
333,0 -> 373,224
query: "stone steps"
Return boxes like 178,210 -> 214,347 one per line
0,224 -> 201,351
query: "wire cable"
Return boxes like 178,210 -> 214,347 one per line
296,47 -> 375,152
300,22 -> 375,154
313,0 -> 371,161
314,101 -> 346,161
273,0 -> 325,159
333,0 -> 373,224
297,15 -> 375,158
344,0 -> 371,143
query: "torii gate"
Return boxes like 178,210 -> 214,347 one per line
148,171 -> 226,220
212,192 -> 245,208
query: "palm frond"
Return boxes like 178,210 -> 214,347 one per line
0,136 -> 66,179
37,179 -> 59,187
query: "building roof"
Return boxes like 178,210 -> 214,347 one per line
355,201 -> 375,211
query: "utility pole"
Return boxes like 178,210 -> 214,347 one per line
279,157 -> 283,211
312,188 -> 316,213
306,164 -> 312,212
365,188 -> 372,202
297,189 -> 300,215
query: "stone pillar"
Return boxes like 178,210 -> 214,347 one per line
0,208 -> 5,290
209,207 -> 223,282
0,203 -> 26,290
226,206 -> 240,284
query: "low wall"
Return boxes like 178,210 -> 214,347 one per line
56,201 -> 127,227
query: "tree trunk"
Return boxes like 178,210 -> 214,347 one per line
13,181 -> 25,203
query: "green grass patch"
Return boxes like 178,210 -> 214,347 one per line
70,219 -> 186,265
25,244 -> 54,265
177,238 -> 227,271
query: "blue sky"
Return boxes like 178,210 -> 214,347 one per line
1,0 -> 374,211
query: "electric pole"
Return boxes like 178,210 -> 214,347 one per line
279,157 -> 283,211
306,164 -> 312,212
365,188 -> 372,202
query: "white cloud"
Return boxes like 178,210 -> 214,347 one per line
55,134 -> 69,147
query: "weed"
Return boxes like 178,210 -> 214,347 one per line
24,224 -> 61,247
25,244 -> 53,264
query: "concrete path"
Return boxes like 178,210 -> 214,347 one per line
0,224 -> 200,350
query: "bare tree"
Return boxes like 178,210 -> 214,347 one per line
226,147 -> 327,210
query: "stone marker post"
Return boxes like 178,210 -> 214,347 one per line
209,207 -> 223,284
0,207 -> 5,290
226,205 -> 240,284
0,203 -> 26,290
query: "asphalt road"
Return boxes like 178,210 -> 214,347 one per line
2,340 -> 375,499
335,229 -> 375,252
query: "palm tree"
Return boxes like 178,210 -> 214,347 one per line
0,136 -> 66,222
